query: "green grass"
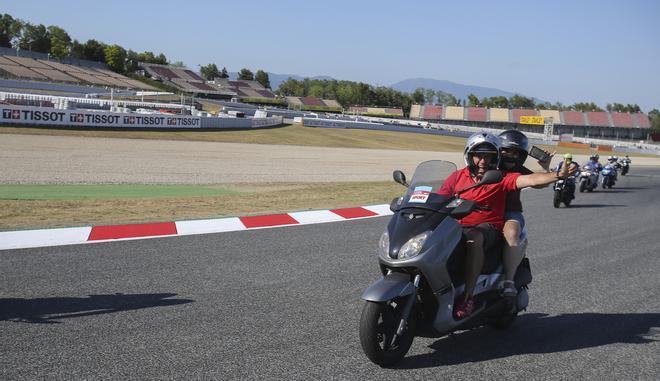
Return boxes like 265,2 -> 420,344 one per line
0,184 -> 240,201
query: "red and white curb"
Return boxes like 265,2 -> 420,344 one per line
0,204 -> 392,251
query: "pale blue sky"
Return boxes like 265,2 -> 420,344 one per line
4,0 -> 659,110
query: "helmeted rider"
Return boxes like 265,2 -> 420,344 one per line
498,130 -> 553,297
554,153 -> 579,199
437,132 -> 578,319
584,153 -> 602,172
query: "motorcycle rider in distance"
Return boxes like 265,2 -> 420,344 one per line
584,153 -> 603,172
498,130 -> 554,297
437,132 -> 578,319
554,153 -> 579,200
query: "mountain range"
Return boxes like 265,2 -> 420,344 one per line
229,72 -> 537,101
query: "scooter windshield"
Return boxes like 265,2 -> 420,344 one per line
403,160 -> 457,203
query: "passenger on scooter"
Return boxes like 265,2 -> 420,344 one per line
438,132 -> 578,319
498,130 -> 554,298
554,153 -> 579,200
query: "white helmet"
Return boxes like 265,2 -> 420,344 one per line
464,132 -> 501,174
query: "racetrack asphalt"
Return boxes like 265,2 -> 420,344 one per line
1,168 -> 659,380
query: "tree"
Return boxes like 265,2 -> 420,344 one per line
0,13 -> 22,48
18,23 -> 50,52
411,88 -> 425,104
170,61 -> 186,67
200,63 -> 220,80
255,70 -> 271,89
47,25 -> 71,60
467,93 -> 480,107
423,88 -> 436,104
649,109 -> 660,131
82,39 -> 106,62
238,68 -> 254,81
220,67 -> 229,78
509,94 -> 535,108
104,44 -> 127,73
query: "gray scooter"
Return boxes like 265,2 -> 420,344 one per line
359,160 -> 532,367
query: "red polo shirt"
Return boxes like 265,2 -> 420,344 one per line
437,168 -> 520,231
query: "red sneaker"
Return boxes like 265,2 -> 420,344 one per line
453,298 -> 475,319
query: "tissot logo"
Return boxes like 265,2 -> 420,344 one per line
3,109 -> 20,119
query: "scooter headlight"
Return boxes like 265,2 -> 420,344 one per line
398,231 -> 431,259
378,230 -> 390,256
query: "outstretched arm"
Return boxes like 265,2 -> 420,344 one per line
516,162 -> 579,189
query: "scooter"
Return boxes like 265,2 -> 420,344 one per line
359,160 -> 532,367
621,160 -> 630,176
553,178 -> 575,207
578,165 -> 598,192
601,165 -> 616,189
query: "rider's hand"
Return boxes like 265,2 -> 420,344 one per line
538,150 -> 556,172
558,162 -> 579,179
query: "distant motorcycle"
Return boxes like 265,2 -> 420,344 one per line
601,165 -> 616,189
621,161 -> 630,176
553,178 -> 574,208
578,165 -> 598,192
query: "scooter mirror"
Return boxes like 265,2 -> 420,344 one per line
480,170 -> 503,185
393,170 -> 408,187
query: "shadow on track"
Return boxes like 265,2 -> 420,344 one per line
0,293 -> 194,324
567,204 -> 627,208
397,312 -> 660,369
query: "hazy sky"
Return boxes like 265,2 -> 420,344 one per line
4,0 -> 659,110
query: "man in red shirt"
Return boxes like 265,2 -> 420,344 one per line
438,132 -> 577,319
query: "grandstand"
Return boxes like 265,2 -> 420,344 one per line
347,106 -> 404,117
0,54 -> 157,92
409,104 -> 651,140
286,96 -> 342,112
210,78 -> 277,100
141,63 -> 233,98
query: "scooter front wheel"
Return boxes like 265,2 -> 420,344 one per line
359,299 -> 416,367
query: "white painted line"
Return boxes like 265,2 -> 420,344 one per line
0,226 -> 92,250
362,204 -> 394,216
175,217 -> 245,236
289,210 -> 346,224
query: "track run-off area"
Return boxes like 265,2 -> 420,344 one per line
1,167 -> 659,380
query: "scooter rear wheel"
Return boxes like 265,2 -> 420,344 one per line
553,191 -> 561,208
359,299 -> 416,367
489,309 -> 518,329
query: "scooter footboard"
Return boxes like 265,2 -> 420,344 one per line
361,272 -> 415,302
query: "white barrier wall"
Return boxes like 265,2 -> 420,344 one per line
0,104 -> 282,129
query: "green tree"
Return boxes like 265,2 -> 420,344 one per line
18,23 -> 50,52
411,88 -> 425,104
423,88 -> 436,104
104,44 -> 127,73
200,63 -> 220,80
467,93 -> 480,107
509,94 -> 535,108
47,25 -> 71,60
238,68 -> 254,81
82,39 -> 106,62
255,70 -> 271,88
220,67 -> 229,78
649,109 -> 660,131
0,13 -> 23,48
170,60 -> 186,67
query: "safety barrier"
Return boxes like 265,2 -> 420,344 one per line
0,104 -> 282,129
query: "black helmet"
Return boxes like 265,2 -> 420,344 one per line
498,130 -> 528,167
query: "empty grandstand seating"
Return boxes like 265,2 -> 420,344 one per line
633,112 -> 650,128
0,54 -> 156,91
488,108 -> 510,122
444,106 -> 465,120
409,104 -> 422,119
467,107 -> 487,121
422,105 -> 442,120
586,111 -> 610,127
511,109 -> 538,123
610,112 -> 635,128
539,109 -> 562,124
301,97 -> 326,106
285,96 -> 303,106
562,111 -> 586,126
